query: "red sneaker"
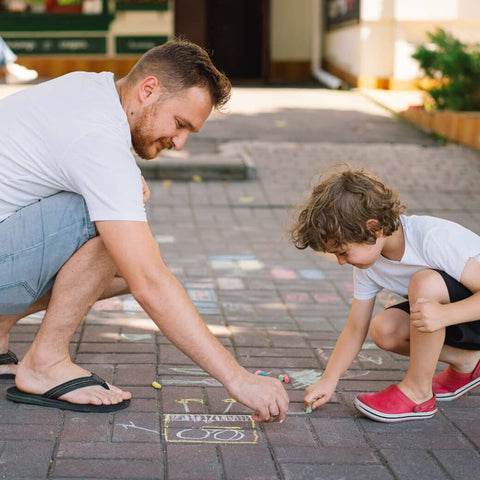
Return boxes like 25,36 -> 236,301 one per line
354,385 -> 437,423
433,360 -> 480,401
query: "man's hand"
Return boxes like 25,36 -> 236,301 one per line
410,298 -> 447,332
141,176 -> 150,204
304,378 -> 336,412
226,371 -> 289,423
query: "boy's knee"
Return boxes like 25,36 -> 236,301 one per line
408,269 -> 448,302
370,310 -> 408,351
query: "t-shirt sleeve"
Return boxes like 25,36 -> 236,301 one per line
353,268 -> 381,300
420,221 -> 480,281
58,129 -> 146,222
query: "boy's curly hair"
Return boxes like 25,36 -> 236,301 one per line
290,166 -> 406,251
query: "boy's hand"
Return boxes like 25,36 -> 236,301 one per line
226,372 -> 289,423
410,298 -> 447,332
304,378 -> 336,411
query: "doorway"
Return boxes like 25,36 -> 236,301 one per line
175,0 -> 268,82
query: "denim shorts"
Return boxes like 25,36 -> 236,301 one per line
0,192 -> 96,315
387,270 -> 480,350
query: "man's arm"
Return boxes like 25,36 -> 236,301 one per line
305,297 -> 375,410
96,220 -> 289,422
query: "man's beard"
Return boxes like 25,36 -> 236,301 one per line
131,129 -> 156,160
131,105 -> 158,160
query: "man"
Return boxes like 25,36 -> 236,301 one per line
0,39 -> 289,422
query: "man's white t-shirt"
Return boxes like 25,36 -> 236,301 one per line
0,72 -> 146,223
354,215 -> 480,300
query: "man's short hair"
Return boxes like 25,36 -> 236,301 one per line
126,37 -> 231,110
290,166 -> 406,251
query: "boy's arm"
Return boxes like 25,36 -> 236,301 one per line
305,297 -> 375,411
411,257 -> 480,332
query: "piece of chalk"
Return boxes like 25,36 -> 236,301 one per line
254,370 -> 265,376
305,399 -> 318,413
151,381 -> 162,389
283,373 -> 290,384
278,374 -> 284,382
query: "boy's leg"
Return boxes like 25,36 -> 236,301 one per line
369,306 -> 410,355
371,292 -> 480,372
401,268 -> 480,404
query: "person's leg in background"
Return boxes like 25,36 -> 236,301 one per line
0,36 -> 38,84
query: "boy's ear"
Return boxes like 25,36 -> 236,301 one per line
366,219 -> 382,237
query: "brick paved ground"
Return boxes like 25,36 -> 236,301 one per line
0,86 -> 479,479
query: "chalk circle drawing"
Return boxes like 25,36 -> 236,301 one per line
164,413 -> 257,444
165,398 -> 258,444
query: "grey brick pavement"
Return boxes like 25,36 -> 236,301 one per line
1,86 -> 479,479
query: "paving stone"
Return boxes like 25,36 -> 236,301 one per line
274,445 -> 380,464
220,444 -> 279,480
432,448 -> 480,480
310,418 -> 371,448
264,417 -> 317,447
379,448 -> 450,479
281,463 -> 394,479
61,414 -> 110,442
0,441 -> 54,479
166,444 -> 221,479
53,458 -> 163,479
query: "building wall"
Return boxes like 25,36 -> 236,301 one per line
269,0 -> 313,82
324,0 -> 480,89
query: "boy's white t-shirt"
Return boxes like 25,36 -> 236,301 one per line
354,215 -> 480,300
0,72 -> 146,223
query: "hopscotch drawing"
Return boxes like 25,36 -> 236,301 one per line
164,398 -> 258,444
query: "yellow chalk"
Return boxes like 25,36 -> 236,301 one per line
151,381 -> 162,389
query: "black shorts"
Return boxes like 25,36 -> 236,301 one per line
387,270 -> 480,350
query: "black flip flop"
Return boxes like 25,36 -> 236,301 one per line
6,372 -> 130,412
0,350 -> 18,380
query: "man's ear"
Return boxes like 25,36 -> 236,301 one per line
139,76 -> 159,103
366,219 -> 383,237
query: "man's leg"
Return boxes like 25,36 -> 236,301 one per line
16,236 -> 131,405
14,236 -> 131,406
0,275 -> 129,378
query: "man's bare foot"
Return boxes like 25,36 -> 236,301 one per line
0,348 -> 18,377
0,362 -> 17,377
15,356 -> 131,406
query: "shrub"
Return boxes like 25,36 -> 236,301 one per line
412,28 -> 480,111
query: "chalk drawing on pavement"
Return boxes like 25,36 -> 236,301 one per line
164,397 -> 258,444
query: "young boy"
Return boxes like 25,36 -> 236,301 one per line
290,167 -> 480,422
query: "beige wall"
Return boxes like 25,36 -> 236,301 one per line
323,0 -> 480,88
269,0 -> 313,61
